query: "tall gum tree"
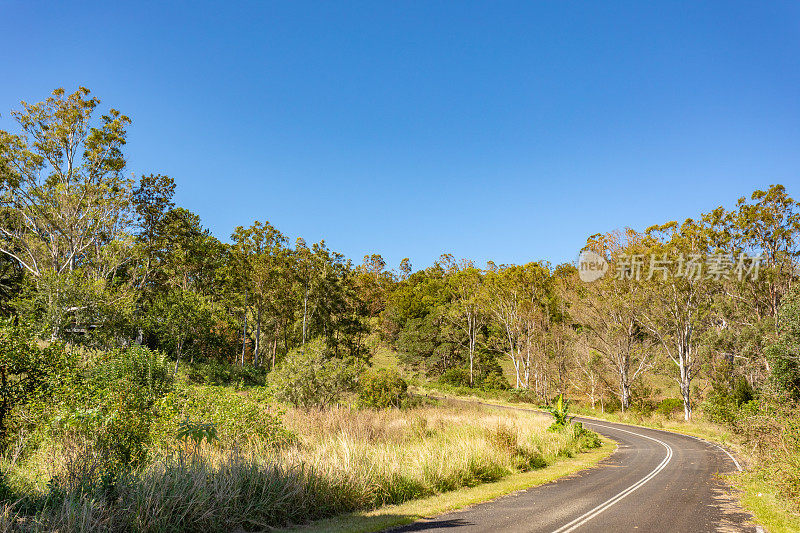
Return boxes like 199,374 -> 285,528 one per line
578,230 -> 655,412
640,220 -> 717,421
0,87 -> 137,338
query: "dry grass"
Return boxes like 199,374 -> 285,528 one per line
0,400 -> 599,532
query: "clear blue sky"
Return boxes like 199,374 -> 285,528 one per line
2,1 -> 799,271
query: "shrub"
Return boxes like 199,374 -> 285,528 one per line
185,361 -> 266,386
547,395 -> 574,430
766,288 -> 800,399
0,318 -> 74,450
358,368 -> 408,408
54,345 -> 175,468
505,389 -> 537,404
154,385 -> 293,448
482,371 -> 509,391
656,398 -> 684,417
438,367 -> 471,388
271,339 -> 360,408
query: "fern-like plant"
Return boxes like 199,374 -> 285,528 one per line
177,420 -> 218,459
548,395 -> 574,430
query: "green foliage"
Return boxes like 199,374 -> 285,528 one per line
481,371 -> 509,391
703,392 -> 758,427
570,421 -> 602,449
547,395 -> 574,430
438,367 -> 471,388
396,315 -> 458,375
505,388 -> 537,404
656,398 -> 684,417
271,339 -> 360,408
54,345 -> 175,467
0,318 -> 73,449
177,420 -> 217,457
155,384 -> 292,448
358,368 -> 408,408
185,361 -> 266,386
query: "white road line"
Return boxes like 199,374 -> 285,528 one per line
550,423 -> 673,533
679,434 -> 742,471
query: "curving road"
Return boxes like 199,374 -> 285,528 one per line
391,403 -> 759,533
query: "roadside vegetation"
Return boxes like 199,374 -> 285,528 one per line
0,324 -> 599,531
1,87 -> 799,530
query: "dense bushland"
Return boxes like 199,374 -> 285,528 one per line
2,87 -> 800,525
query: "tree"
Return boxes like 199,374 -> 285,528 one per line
148,287 -> 214,373
765,287 -> 800,399
232,221 -> 287,365
447,263 -> 485,387
132,173 -> 175,288
0,88 -> 135,339
732,184 -> 800,323
483,262 -> 551,389
0,251 -> 23,316
578,230 -> 655,411
271,339 -> 360,407
399,258 -> 412,280
640,220 -> 717,421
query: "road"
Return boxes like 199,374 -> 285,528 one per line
390,402 -> 759,533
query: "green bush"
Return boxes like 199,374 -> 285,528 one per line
547,395 -> 574,430
358,368 -> 408,408
0,318 -> 74,450
656,398 -> 684,417
185,361 -> 266,386
438,367 -> 471,388
154,385 -> 293,448
481,371 -> 509,391
505,389 -> 537,404
766,288 -> 800,399
54,345 -> 175,467
271,339 -> 360,408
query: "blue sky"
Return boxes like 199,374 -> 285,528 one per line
2,1 -> 799,272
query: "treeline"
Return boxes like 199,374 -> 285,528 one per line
2,87 -> 800,425
380,186 -> 800,423
0,88 -> 380,373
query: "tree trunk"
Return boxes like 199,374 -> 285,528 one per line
174,339 -> 183,374
0,365 -> 7,441
254,305 -> 261,366
468,312 -> 475,388
621,380 -> 631,412
241,289 -> 248,366
680,356 -> 692,421
271,333 -> 278,370
302,283 -> 309,351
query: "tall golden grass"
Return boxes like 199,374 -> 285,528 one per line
1,401 -> 598,532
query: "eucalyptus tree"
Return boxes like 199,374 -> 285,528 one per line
132,173 -> 176,289
578,230 -> 656,411
447,262 -> 485,387
232,221 -> 287,365
355,253 -> 393,318
0,87 -> 136,339
483,262 -> 551,389
640,220 -> 718,421
733,184 -> 800,322
711,185 -> 800,385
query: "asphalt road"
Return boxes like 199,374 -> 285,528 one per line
390,403 -> 759,533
